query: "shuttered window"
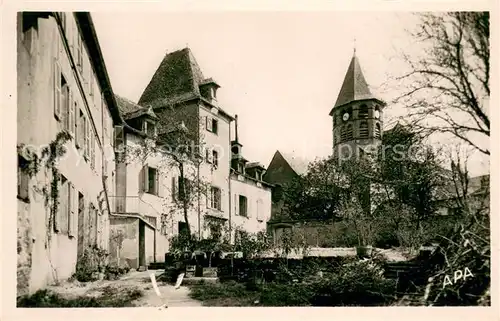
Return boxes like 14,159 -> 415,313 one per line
53,58 -> 62,120
347,124 -> 354,140
359,122 -> 368,138
358,104 -> 369,118
68,91 -> 75,136
375,123 -> 381,139
68,183 -> 76,237
90,134 -> 95,170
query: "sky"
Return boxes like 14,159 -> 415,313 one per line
92,11 -> 489,176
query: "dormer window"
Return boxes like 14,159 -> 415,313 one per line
206,117 -> 218,135
143,119 -> 157,137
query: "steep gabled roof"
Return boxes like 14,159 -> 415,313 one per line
279,151 -> 310,175
329,53 -> 384,115
263,150 -> 310,186
138,48 -> 203,107
137,47 -> 234,122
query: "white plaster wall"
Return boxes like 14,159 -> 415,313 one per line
230,177 -> 272,235
17,14 -> 114,293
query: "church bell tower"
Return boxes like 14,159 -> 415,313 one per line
329,51 -> 386,159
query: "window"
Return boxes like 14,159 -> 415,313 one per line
375,123 -> 381,139
358,104 -> 368,118
143,120 -> 157,137
84,117 -> 90,159
90,134 -> 95,170
55,175 -> 70,234
209,186 -> 221,210
346,124 -> 353,140
206,117 -> 218,135
238,195 -> 247,217
256,199 -> 264,222
76,109 -> 84,149
148,167 -> 158,195
76,34 -> 83,73
341,126 -> 348,141
67,183 -> 76,237
139,165 -> 159,195
212,150 -> 219,168
177,177 -> 192,201
178,221 -> 189,237
17,155 -> 30,201
359,122 -> 368,138
53,59 -> 62,120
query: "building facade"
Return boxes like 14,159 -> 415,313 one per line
17,12 -> 120,295
107,48 -> 273,268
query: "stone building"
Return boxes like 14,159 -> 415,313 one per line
330,51 -> 386,159
17,12 -> 120,295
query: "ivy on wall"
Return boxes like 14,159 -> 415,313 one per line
18,131 -> 72,247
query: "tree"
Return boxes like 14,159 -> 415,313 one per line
394,12 -> 489,155
421,148 -> 490,306
376,124 -> 445,228
122,101 -> 209,246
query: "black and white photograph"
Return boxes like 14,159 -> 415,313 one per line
4,1 -> 495,315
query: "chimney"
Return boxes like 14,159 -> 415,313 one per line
235,114 -> 239,142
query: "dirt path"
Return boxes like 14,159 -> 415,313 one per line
47,270 -> 202,307
130,270 -> 203,307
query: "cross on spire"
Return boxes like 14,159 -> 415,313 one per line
353,37 -> 357,56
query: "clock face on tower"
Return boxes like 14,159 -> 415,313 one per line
374,110 -> 380,119
342,113 -> 350,122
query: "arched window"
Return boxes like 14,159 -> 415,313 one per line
375,123 -> 381,138
346,124 -> 353,140
375,105 -> 381,112
341,125 -> 348,141
358,104 -> 369,118
359,122 -> 369,138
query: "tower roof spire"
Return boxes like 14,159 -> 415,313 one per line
330,53 -> 378,114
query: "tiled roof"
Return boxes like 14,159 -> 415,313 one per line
138,48 -> 202,107
137,47 -> 234,121
115,95 -> 157,120
330,53 -> 382,115
245,162 -> 265,169
279,151 -> 310,175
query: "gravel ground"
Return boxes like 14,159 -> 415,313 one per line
47,270 -> 202,307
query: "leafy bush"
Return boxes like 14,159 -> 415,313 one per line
74,245 -> 109,282
259,283 -> 315,306
104,260 -> 130,280
190,258 -> 397,306
313,259 -> 397,306
17,286 -> 143,307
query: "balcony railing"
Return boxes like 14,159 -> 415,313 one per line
108,196 -> 159,227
